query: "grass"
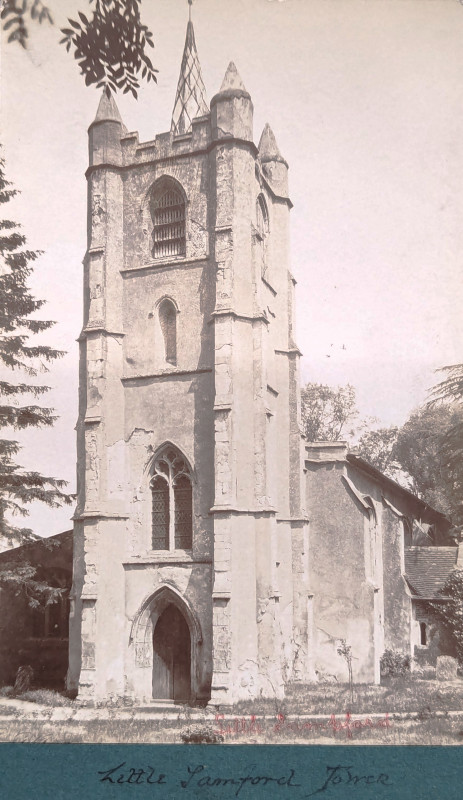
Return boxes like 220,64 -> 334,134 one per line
0,686 -> 74,706
229,678 -> 463,716
18,689 -> 74,706
0,712 -> 462,745
1,677 -> 463,744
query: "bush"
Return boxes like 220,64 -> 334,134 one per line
16,690 -> 74,707
429,568 -> 463,666
380,649 -> 411,677
180,724 -> 224,744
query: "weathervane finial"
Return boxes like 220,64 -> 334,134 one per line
188,0 -> 193,23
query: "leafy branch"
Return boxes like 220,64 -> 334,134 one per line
60,0 -> 158,97
1,0 -> 53,49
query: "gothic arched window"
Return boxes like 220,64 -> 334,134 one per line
150,447 -> 193,550
150,178 -> 186,259
159,298 -> 177,365
255,194 -> 269,278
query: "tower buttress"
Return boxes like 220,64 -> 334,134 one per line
70,90 -> 127,697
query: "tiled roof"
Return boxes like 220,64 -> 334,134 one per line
404,547 -> 458,598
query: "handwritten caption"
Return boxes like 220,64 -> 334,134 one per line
97,762 -> 393,796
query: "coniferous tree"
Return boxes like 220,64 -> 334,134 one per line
0,154 -> 71,603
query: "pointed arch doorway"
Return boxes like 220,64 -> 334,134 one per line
152,603 -> 191,703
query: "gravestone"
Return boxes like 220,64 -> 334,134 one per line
13,665 -> 34,694
436,655 -> 458,682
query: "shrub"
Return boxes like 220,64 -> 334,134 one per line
380,649 -> 411,677
17,690 -> 74,707
429,568 -> 463,666
180,724 -> 224,744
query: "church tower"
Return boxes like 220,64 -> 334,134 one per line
68,10 -> 311,705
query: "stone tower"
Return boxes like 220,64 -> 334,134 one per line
68,14 -> 311,705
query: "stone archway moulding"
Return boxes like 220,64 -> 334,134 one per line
130,583 -> 203,669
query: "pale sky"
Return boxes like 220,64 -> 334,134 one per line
1,0 -> 463,537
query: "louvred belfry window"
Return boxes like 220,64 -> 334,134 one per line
150,183 -> 186,259
150,447 -> 193,550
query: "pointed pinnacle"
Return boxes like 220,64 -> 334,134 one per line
258,123 -> 287,166
93,89 -> 124,125
220,62 -> 247,93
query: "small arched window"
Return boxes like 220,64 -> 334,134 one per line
159,299 -> 177,365
150,179 -> 186,259
255,194 -> 269,278
419,621 -> 427,646
150,447 -> 193,550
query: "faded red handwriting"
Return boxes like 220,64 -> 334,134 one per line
214,714 -> 264,738
214,712 -> 392,739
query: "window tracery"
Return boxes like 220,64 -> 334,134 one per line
150,447 -> 193,550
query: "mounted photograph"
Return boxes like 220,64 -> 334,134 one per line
1,0 -> 463,745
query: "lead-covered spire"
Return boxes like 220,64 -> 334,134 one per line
171,12 -> 208,136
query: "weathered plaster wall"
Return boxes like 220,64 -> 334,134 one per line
306,449 -> 376,682
382,507 -> 412,655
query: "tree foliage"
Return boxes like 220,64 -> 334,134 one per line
1,0 -> 53,49
357,426 -> 399,476
392,405 -> 463,522
2,0 -> 158,98
429,568 -> 463,666
0,154 -> 71,603
358,405 -> 463,524
304,379 -> 463,524
301,382 -> 360,442
428,363 -> 463,406
0,540 -> 64,607
60,0 -> 158,97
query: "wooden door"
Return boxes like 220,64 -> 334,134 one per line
152,604 -> 191,703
